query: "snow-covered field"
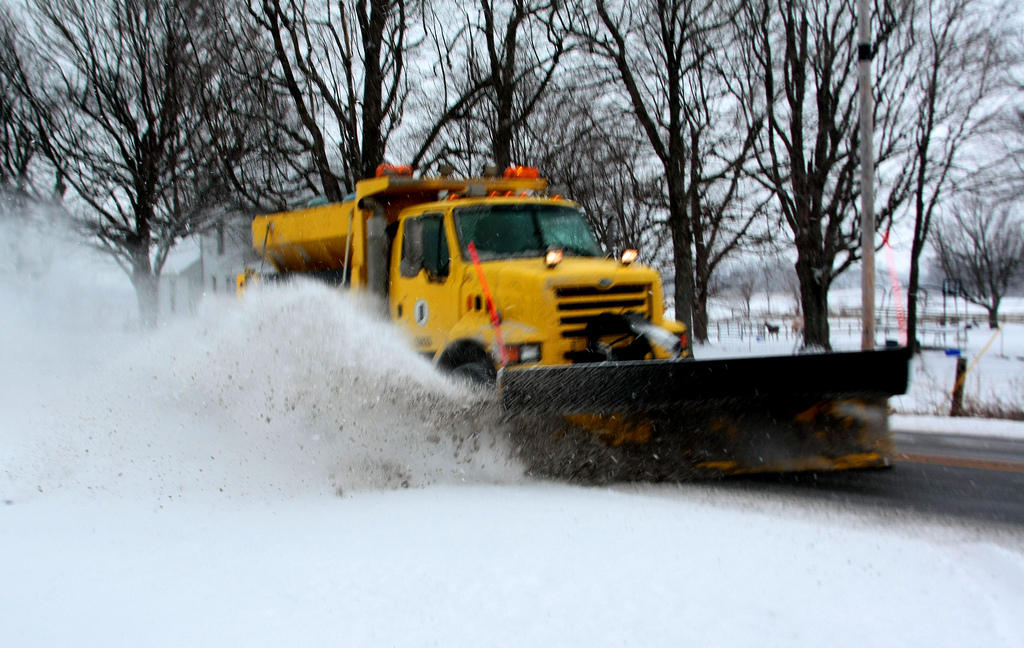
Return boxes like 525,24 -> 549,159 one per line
2,224 -> 1023,647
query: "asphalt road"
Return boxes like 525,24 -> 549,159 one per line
725,430 -> 1024,526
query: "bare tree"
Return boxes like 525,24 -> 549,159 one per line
684,20 -> 766,342
555,152 -> 666,262
1008,103 -> 1024,197
737,271 -> 756,322
994,31 -> 1024,200
688,174 -> 766,342
0,8 -> 39,207
739,0 -> 913,350
17,0 -> 217,326
937,197 -> 1024,327
902,0 -> 1012,351
399,3 -> 486,174
245,0 -> 411,198
196,3 -> 319,212
572,0 -> 756,339
477,0 -> 568,169
409,0 -> 568,173
523,76 -> 667,257
932,199 -> 1024,329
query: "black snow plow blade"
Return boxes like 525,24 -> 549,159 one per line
499,348 -> 911,482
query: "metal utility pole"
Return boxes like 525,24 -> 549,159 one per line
858,0 -> 876,351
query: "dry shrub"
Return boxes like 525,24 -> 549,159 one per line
960,395 -> 1024,421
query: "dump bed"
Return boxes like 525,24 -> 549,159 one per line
253,202 -> 359,273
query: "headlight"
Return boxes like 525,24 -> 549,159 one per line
545,248 -> 563,268
504,343 -> 541,364
519,344 -> 541,363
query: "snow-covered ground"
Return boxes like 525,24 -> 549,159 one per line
2,224 -> 1023,647
5,485 -> 1023,647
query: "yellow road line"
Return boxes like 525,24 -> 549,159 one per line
894,451 -> 1024,473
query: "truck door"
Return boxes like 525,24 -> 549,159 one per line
391,213 -> 458,357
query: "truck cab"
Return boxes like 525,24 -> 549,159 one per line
389,195 -> 688,377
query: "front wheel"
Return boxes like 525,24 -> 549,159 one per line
451,361 -> 497,387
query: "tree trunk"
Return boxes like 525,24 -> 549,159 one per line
794,251 -> 830,350
492,78 -> 514,170
692,280 -> 709,343
906,105 -> 932,356
906,244 -> 922,351
690,236 -> 709,342
668,176 -> 694,337
689,129 -> 708,343
358,0 -> 387,181
492,123 -> 512,170
987,303 -> 999,329
132,262 -> 159,329
490,2 -> 517,171
128,201 -> 159,328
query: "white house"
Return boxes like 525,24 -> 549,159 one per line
199,214 -> 260,296
156,214 -> 259,320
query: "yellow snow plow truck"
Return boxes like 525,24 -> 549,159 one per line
240,164 -> 910,481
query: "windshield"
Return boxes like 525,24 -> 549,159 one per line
454,204 -> 602,260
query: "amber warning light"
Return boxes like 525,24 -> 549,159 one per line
376,163 -> 413,177
620,249 -> 639,265
503,165 -> 540,179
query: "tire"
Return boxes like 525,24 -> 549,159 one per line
451,361 -> 496,387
